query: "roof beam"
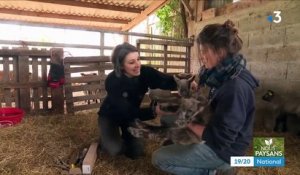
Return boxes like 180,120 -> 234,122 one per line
0,8 -> 130,24
26,0 -> 143,14
0,19 -> 122,32
181,0 -> 194,20
122,0 -> 169,31
0,19 -> 190,42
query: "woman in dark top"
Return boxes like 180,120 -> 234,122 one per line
98,42 -> 177,159
152,20 -> 259,174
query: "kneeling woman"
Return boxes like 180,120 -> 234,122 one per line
98,42 -> 177,159
152,20 -> 259,174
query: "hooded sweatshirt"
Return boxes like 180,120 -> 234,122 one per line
98,65 -> 177,124
202,68 -> 259,163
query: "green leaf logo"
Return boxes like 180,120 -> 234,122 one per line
265,138 -> 273,146
253,137 -> 284,157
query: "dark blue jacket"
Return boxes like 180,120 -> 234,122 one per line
98,65 -> 177,124
202,69 -> 259,163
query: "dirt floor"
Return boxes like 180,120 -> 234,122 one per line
0,110 -> 299,175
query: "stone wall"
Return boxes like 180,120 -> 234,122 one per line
188,0 -> 300,97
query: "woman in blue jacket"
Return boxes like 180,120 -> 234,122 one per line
152,20 -> 259,174
98,42 -> 177,159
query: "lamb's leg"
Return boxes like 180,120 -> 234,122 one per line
127,127 -> 150,138
127,119 -> 168,141
168,127 -> 201,145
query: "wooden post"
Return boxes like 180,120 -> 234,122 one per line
123,34 -> 129,43
3,56 -> 12,106
186,46 -> 191,73
100,32 -> 104,56
41,58 -> 49,110
64,62 -> 74,114
18,55 -> 31,112
136,41 -> 140,57
12,56 -> 19,108
51,83 -> 64,114
163,44 -> 168,73
31,56 -> 40,112
50,48 -> 65,114
97,61 -> 105,104
196,0 -> 205,22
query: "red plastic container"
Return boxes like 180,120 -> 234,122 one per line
0,107 -> 25,128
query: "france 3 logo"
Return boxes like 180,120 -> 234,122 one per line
267,11 -> 282,23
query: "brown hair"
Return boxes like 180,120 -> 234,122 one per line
111,42 -> 138,77
196,20 -> 243,56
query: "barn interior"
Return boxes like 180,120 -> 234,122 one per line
0,0 -> 299,174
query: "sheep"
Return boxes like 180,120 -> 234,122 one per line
128,96 -> 211,145
260,90 -> 300,134
128,73 -> 212,145
262,90 -> 300,116
254,98 -> 280,132
147,73 -> 196,113
173,73 -> 195,98
148,73 -> 195,101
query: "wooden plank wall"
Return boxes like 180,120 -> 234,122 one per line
136,39 -> 193,74
64,40 -> 192,114
64,56 -> 112,114
0,39 -> 193,115
0,48 -> 53,114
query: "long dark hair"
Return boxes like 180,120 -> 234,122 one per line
196,20 -> 243,56
111,42 -> 138,77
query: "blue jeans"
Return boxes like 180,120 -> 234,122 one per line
152,142 -> 231,175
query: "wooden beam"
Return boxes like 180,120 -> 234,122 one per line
82,142 -> 98,174
181,0 -> 194,20
0,48 -> 50,57
100,32 -> 104,56
64,56 -> 110,64
202,8 -> 216,21
137,39 -> 193,46
0,39 -> 101,50
0,19 -> 121,32
0,19 -> 189,42
27,0 -> 143,14
0,8 -> 130,24
196,0 -> 205,22
140,56 -> 186,61
122,0 -> 169,31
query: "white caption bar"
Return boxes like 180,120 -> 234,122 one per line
230,156 -> 254,167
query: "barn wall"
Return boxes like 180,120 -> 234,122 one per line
188,0 -> 300,97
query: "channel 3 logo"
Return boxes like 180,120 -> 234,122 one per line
267,11 -> 282,23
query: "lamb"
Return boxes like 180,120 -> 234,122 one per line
173,73 -> 195,98
128,73 -> 211,145
262,90 -> 300,116
147,73 -> 196,112
254,98 -> 279,132
128,96 -> 211,145
261,90 -> 300,135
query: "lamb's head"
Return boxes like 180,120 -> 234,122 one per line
174,73 -> 195,98
181,98 -> 201,112
176,96 -> 209,126
181,96 -> 208,113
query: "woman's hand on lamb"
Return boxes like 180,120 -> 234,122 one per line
187,123 -> 205,138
